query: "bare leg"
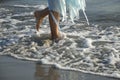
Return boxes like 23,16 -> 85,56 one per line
34,8 -> 61,41
49,11 -> 61,41
34,7 -> 49,31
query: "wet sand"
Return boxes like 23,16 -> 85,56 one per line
0,56 -> 119,80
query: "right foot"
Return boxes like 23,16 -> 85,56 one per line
51,32 -> 64,43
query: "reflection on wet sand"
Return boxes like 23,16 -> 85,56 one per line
35,62 -> 119,80
35,63 -> 81,80
35,63 -> 59,80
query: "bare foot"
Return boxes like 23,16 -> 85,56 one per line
34,10 -> 44,31
52,32 -> 65,43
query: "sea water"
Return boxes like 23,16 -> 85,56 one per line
0,0 -> 120,78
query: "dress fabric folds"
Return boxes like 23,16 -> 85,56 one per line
48,0 -> 88,24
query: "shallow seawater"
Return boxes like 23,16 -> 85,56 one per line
0,0 -> 120,78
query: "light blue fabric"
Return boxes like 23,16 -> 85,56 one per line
48,0 -> 89,24
48,0 -> 66,21
66,0 -> 86,22
48,0 -> 65,14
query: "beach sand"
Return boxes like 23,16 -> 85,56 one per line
0,56 -> 119,80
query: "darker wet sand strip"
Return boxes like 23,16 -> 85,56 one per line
0,56 -> 119,80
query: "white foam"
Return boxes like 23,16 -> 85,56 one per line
0,8 -> 9,12
13,4 -> 46,9
3,23 -> 119,79
0,19 -> 6,23
13,12 -> 33,17
11,19 -> 22,25
82,38 -> 94,48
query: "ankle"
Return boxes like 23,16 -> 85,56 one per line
34,11 -> 43,20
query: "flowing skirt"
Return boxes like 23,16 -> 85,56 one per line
48,0 -> 89,24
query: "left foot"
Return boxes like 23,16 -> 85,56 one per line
34,10 -> 44,31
